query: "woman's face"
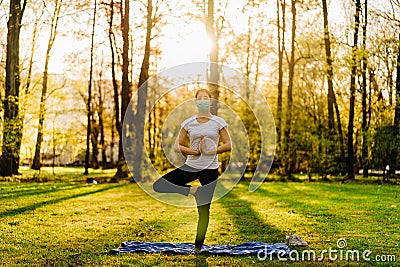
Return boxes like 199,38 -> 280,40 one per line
196,91 -> 211,111
196,90 -> 210,101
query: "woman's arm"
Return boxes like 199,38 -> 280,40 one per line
200,127 -> 232,155
217,127 -> 232,154
174,128 -> 200,156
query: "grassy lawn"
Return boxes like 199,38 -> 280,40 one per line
0,167 -> 399,266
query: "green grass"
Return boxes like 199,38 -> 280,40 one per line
0,166 -> 116,183
0,168 -> 399,266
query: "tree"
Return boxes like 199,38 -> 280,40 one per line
394,32 -> 400,170
104,0 -> 119,169
321,0 -> 334,133
395,33 -> 400,134
347,0 -> 361,179
90,119 -> 100,169
283,0 -> 297,178
113,0 -> 131,180
23,1 -> 44,107
276,0 -> 286,155
133,0 -> 153,181
206,0 -> 220,115
322,0 -> 345,174
1,0 -> 27,176
333,88 -> 345,174
361,0 -> 369,177
84,0 -> 98,175
19,1 -> 44,171
96,69 -> 107,169
31,0 -> 63,170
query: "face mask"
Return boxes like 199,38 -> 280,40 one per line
196,99 -> 210,111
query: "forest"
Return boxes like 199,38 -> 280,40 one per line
1,0 -> 400,181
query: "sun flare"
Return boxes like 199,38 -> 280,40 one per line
160,20 -> 212,68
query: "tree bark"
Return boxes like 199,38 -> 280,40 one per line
361,0 -> 368,177
333,92 -> 345,174
84,0 -> 97,175
148,86 -> 155,161
283,0 -> 296,178
113,0 -> 131,180
394,33 -> 400,135
245,15 -> 251,102
90,118 -> 100,169
347,0 -> 361,179
133,0 -> 153,181
322,0 -> 335,133
206,0 -> 219,115
32,0 -> 63,170
107,0 -> 118,168
1,0 -> 27,176
25,4 -> 43,97
97,72 -> 107,169
276,0 -> 285,154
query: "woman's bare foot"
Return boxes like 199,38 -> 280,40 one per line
189,186 -> 198,195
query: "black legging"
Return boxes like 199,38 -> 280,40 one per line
153,164 -> 218,247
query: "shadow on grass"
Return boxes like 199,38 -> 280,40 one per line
254,184 -> 352,216
0,184 -> 126,218
218,187 -> 287,244
0,184 -> 86,201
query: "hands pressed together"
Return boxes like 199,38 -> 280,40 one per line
196,135 -> 216,155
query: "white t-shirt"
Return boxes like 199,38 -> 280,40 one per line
181,115 -> 228,170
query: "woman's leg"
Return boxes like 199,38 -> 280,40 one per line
194,204 -> 211,248
194,169 -> 218,249
152,165 -> 198,196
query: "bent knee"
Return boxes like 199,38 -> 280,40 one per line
153,177 -> 166,193
152,179 -> 162,192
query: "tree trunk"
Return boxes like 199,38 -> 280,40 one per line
99,112 -> 106,168
84,0 -> 97,175
245,16 -> 251,102
97,72 -> 107,169
276,0 -> 285,155
32,0 -> 62,170
322,0 -> 335,133
111,115 -> 116,166
91,118 -> 100,169
152,98 -> 157,161
25,4 -> 43,97
361,0 -> 368,177
133,0 -> 153,181
333,92 -> 345,174
20,3 -> 43,170
148,86 -> 155,161
108,0 -> 118,168
394,33 -> 400,135
206,0 -> 219,115
1,0 -> 27,176
113,0 -> 131,180
52,116 -> 57,175
283,0 -> 296,178
347,0 -> 361,179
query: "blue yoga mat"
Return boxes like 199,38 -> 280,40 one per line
110,241 -> 290,256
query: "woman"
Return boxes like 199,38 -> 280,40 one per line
153,88 -> 231,253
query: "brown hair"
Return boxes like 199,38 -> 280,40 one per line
195,88 -> 212,99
